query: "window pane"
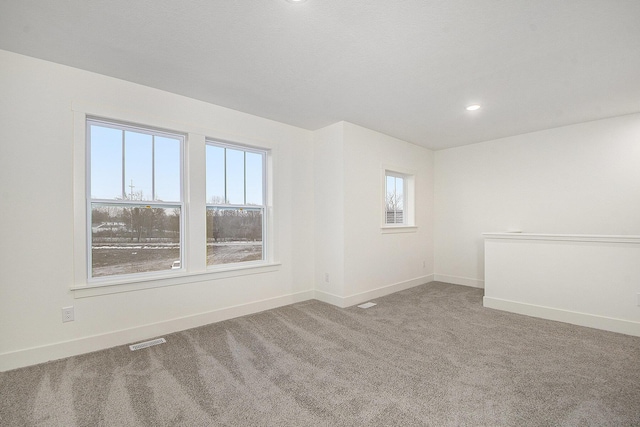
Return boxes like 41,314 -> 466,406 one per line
124,131 -> 153,201
91,204 -> 181,277
226,149 -> 245,204
90,125 -> 122,200
386,176 -> 395,201
206,207 -> 263,266
206,145 -> 225,204
395,176 -> 404,211
154,136 -> 181,202
245,152 -> 263,205
386,174 -> 405,224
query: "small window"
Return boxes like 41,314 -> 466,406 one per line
385,172 -> 406,225
206,141 -> 266,267
382,168 -> 415,230
87,119 -> 183,279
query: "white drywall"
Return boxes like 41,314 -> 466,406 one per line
313,122 -> 435,306
0,50 -> 316,370
0,50 -> 435,370
342,123 -> 434,298
434,113 -> 640,287
5,46 -> 637,370
313,122 -> 346,300
484,233 -> 640,336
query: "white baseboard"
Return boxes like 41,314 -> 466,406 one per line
313,290 -> 347,307
1,276 -> 437,371
314,274 -> 435,308
434,274 -> 484,289
483,296 -> 640,337
0,290 -> 314,372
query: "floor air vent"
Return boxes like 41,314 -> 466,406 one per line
129,338 -> 166,351
357,302 -> 377,309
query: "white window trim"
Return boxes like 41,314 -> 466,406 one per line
69,262 -> 282,298
380,225 -> 418,234
72,103 -> 278,297
381,165 -> 416,232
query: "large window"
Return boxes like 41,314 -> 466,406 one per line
206,141 -> 266,266
87,119 -> 183,278
385,172 -> 406,225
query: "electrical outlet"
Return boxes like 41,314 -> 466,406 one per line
324,273 -> 329,283
637,293 -> 640,307
62,306 -> 74,323
422,261 -> 426,268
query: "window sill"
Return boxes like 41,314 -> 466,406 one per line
380,226 -> 418,234
70,262 -> 281,298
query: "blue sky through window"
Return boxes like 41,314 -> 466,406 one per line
205,145 -> 224,203
90,126 -> 122,199
124,131 -> 152,200
90,123 -> 181,202
226,148 -> 244,204
206,143 -> 264,206
90,123 -> 263,206
386,175 -> 404,211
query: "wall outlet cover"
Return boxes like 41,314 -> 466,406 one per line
62,306 -> 74,322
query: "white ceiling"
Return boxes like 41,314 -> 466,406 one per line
1,0 -> 639,150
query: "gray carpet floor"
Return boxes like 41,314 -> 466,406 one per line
1,282 -> 640,426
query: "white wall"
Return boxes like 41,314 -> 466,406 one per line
434,114 -> 640,287
7,46 -> 637,371
313,122 -> 435,306
0,50 -> 316,370
484,233 -> 640,336
0,50 -> 435,371
342,123 -> 434,300
313,122 -> 346,300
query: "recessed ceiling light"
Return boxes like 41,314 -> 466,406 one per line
285,0 -> 307,3
466,104 -> 481,111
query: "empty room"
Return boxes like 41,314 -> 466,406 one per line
1,1 -> 639,425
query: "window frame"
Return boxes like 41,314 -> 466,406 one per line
71,104 -> 280,297
384,171 -> 407,226
205,139 -> 268,269
381,167 -> 417,233
85,118 -> 186,283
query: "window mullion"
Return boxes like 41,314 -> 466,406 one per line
151,135 -> 155,201
223,148 -> 227,204
121,130 -> 125,199
185,133 -> 207,272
